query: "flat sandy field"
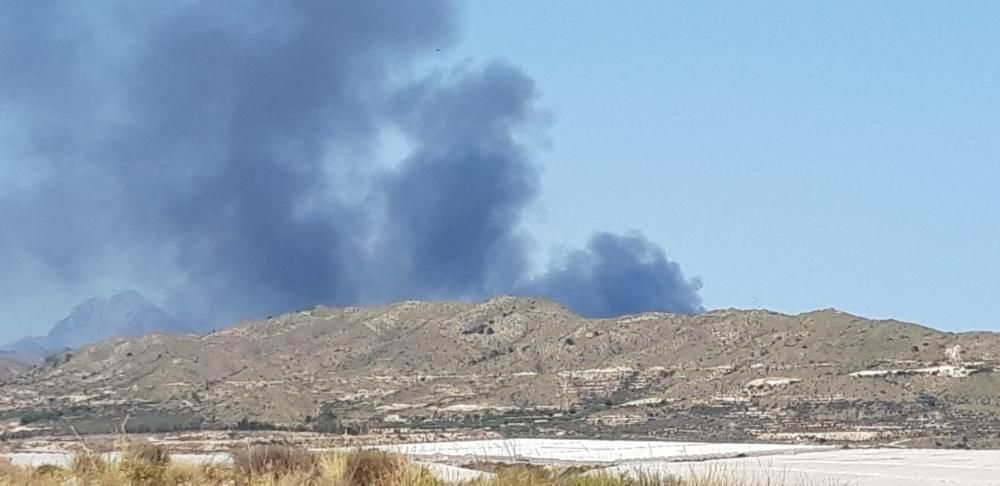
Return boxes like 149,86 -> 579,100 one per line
4,438 -> 998,485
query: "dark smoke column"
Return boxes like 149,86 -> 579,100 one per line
0,0 -> 703,333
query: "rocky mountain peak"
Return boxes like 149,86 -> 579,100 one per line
3,290 -> 191,355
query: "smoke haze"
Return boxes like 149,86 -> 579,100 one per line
0,1 -> 702,340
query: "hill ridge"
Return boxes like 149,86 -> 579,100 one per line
2,296 -> 998,447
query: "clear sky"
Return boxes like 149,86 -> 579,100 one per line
448,1 -> 1000,330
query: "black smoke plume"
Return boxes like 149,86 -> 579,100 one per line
0,1 -> 702,333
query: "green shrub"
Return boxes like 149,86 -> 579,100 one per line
19,409 -> 63,425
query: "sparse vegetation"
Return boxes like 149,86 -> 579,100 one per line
0,443 -> 821,485
310,407 -> 370,435
18,409 -> 62,425
235,417 -> 281,431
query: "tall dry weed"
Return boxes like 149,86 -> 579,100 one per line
232,444 -> 319,479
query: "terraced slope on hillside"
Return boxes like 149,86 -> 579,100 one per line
2,296 -> 998,446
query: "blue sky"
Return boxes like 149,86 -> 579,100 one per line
448,1 -> 1000,330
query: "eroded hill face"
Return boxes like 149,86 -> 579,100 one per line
2,297 -> 999,447
0,356 -> 29,383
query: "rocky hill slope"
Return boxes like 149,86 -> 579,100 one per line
2,296 -> 999,446
0,356 -> 29,383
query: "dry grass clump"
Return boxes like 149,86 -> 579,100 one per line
482,464 -> 554,485
67,443 -> 174,484
0,443 -> 825,486
472,466 -> 690,486
317,449 -> 443,486
69,448 -> 108,477
564,472 -> 724,486
233,443 -> 320,480
126,442 -> 172,467
118,442 -> 173,484
341,450 -> 405,485
0,457 -> 35,485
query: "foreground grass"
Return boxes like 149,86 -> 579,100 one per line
0,443 -> 798,485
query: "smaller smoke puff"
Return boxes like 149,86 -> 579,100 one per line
519,232 -> 704,317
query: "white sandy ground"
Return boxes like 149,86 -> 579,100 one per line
5,439 -> 1000,484
415,461 -> 493,482
3,452 -> 79,468
596,448 -> 1000,486
373,438 -> 829,464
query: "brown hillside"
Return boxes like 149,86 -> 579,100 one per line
0,356 -> 30,383
2,297 -> 998,446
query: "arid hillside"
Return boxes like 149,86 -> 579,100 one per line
0,356 -> 29,383
2,296 -> 999,446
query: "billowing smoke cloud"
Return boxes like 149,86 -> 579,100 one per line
375,64 -> 540,301
520,233 -> 704,317
0,1 -> 702,336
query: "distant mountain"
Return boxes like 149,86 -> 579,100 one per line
3,290 -> 193,354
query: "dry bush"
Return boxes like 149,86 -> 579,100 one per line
232,444 -> 319,479
485,463 -> 557,486
119,461 -> 165,485
0,457 -> 33,486
193,463 -> 240,484
318,451 -> 350,481
69,448 -> 108,477
316,450 -> 444,486
0,457 -> 72,485
114,442 -> 173,484
341,450 -> 406,486
33,464 -> 64,477
472,467 -> 728,486
561,472 -> 690,486
125,442 -> 171,467
160,462 -> 204,485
